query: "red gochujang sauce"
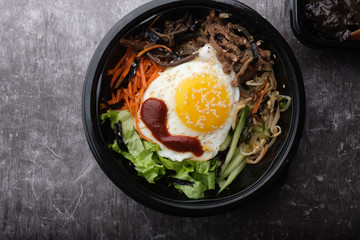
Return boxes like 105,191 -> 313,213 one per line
140,98 -> 204,157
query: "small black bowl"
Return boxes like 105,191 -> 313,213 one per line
82,0 -> 305,216
290,0 -> 360,49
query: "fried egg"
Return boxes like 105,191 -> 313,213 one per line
137,44 -> 240,161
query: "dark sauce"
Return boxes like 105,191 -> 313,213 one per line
304,0 -> 360,41
140,98 -> 204,157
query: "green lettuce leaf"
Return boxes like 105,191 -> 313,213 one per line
100,109 -> 132,129
104,110 -> 165,183
171,171 -> 207,199
143,140 -> 161,152
156,152 -> 183,171
101,109 -> 219,199
194,158 -> 218,190
168,157 -> 219,197
110,140 -> 165,184
121,116 -> 144,158
132,150 -> 165,183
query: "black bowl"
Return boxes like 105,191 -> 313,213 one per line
290,0 -> 360,49
82,0 -> 305,216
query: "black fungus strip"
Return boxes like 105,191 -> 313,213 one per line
250,41 -> 259,62
257,95 -> 270,115
165,177 -> 195,187
118,57 -> 140,89
107,99 -> 125,110
214,33 -> 225,41
145,28 -> 166,44
189,19 -> 202,32
169,50 -> 180,61
114,123 -> 127,151
165,170 -> 176,176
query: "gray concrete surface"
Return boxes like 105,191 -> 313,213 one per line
1,0 -> 360,239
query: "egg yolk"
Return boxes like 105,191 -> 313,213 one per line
175,74 -> 230,132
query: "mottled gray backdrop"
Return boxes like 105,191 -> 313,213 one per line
1,0 -> 360,239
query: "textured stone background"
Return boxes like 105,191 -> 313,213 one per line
1,0 -> 360,239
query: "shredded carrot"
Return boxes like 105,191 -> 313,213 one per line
115,89 -> 121,102
128,80 -> 133,98
135,117 -> 151,141
100,103 -> 107,109
102,46 -> 166,140
107,47 -> 132,75
139,61 -> 147,88
110,64 -> 126,88
114,50 -> 137,88
148,72 -> 159,85
252,82 -> 270,114
134,87 -> 150,141
124,93 -> 131,113
133,75 -> 139,88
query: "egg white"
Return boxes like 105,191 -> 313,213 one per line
137,44 -> 240,161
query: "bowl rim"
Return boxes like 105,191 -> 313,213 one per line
82,0 -> 306,216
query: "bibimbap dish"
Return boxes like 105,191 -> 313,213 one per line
83,0 -> 305,216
